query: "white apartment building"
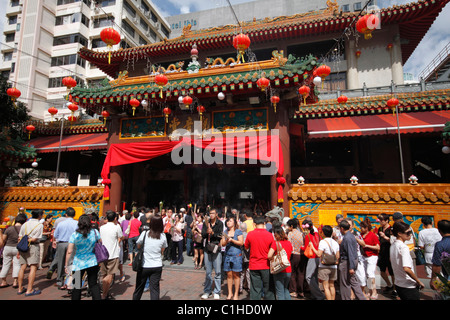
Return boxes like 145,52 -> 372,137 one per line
0,0 -> 171,120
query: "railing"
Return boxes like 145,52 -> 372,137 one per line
418,42 -> 450,81
317,79 -> 450,101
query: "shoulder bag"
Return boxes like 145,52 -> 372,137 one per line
304,234 -> 315,259
321,239 -> 338,265
17,223 -> 40,253
94,231 -> 109,264
132,231 -> 147,272
270,241 -> 290,274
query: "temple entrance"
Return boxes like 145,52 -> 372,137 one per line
125,151 -> 272,213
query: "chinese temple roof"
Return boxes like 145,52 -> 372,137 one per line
79,0 -> 449,78
26,119 -> 108,136
296,88 -> 450,118
0,133 -> 37,164
288,183 -> 450,204
70,53 -> 318,105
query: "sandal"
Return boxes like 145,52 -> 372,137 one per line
0,284 -> 10,288
370,294 -> 378,300
17,288 -> 26,295
25,289 -> 41,297
120,275 -> 126,282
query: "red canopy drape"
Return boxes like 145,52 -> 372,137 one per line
101,135 -> 284,201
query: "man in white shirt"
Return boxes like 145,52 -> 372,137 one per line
100,210 -> 124,300
17,209 -> 44,296
418,216 -> 442,278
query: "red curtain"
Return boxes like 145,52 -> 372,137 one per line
101,135 -> 284,201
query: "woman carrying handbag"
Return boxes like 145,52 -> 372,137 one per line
268,224 -> 293,300
301,221 -> 325,300
132,215 -> 167,300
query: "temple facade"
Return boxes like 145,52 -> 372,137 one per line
3,0 -> 450,235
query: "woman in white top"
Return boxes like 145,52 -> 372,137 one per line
132,215 -> 168,300
390,221 -> 424,300
418,216 -> 442,278
310,225 -> 340,300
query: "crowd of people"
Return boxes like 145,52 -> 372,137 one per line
0,206 -> 449,301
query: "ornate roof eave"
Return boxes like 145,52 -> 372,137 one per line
288,183 -> 450,204
79,0 -> 450,77
25,119 -> 108,136
70,53 -> 318,105
295,89 -> 450,118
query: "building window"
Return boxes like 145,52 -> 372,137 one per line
120,40 -> 131,49
123,0 -> 136,18
10,0 -> 20,7
56,13 -> 90,28
97,0 -> 115,7
121,20 -> 135,38
49,75 -> 84,88
5,33 -> 15,42
57,0 -> 91,6
140,1 -> 149,13
1,71 -> 10,79
150,11 -> 158,23
8,16 -> 17,25
139,17 -> 148,31
139,36 -> 147,46
354,2 -> 362,11
3,52 -> 13,62
51,54 -> 85,68
93,17 -> 114,28
91,38 -> 107,48
342,4 -> 350,12
53,34 -> 88,47
161,25 -> 170,38
148,28 -> 156,40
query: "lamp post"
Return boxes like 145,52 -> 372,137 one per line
394,100 -> 406,184
55,117 -> 65,186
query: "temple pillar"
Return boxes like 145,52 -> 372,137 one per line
270,100 -> 291,216
391,33 -> 404,85
105,165 -> 124,215
346,39 -> 359,90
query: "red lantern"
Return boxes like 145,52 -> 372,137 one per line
356,14 -> 380,40
68,103 -> 78,118
26,124 -> 35,139
129,98 -> 140,116
315,64 -> 331,89
337,95 -> 348,104
100,27 -> 121,64
68,115 -> 77,122
101,110 -> 110,125
163,107 -> 172,123
7,87 -> 21,107
197,105 -> 205,122
232,33 -> 251,63
355,50 -> 361,58
182,96 -> 193,107
270,95 -> 280,113
155,73 -> 168,98
256,77 -> 270,91
387,97 -> 400,115
62,77 -> 77,90
48,107 -> 58,121
298,86 -> 310,105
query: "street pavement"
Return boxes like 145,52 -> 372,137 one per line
0,251 -> 438,301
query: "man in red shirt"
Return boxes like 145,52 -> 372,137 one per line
244,215 -> 275,300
